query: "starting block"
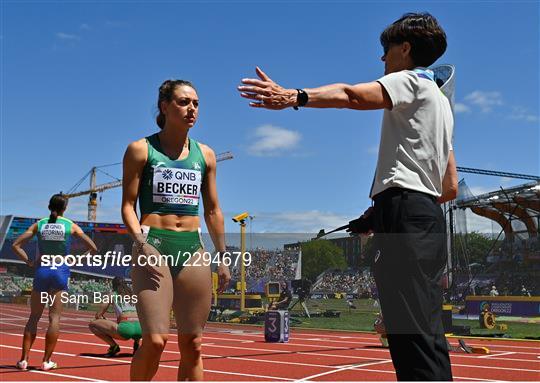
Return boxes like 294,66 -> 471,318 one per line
264,310 -> 289,343
447,338 -> 490,355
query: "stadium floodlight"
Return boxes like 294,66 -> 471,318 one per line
432,64 -> 456,113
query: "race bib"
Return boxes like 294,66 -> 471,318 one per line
40,223 -> 65,241
152,167 -> 201,206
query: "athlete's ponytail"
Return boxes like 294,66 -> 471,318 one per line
48,194 -> 68,223
156,79 -> 197,129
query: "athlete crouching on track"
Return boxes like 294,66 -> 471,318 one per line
122,79 -> 231,381
12,194 -> 98,371
89,277 -> 141,357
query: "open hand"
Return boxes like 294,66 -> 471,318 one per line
238,67 -> 296,110
216,263 -> 231,293
346,207 -> 374,235
135,242 -> 165,278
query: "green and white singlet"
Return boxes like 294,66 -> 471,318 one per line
34,216 -> 73,291
37,216 -> 73,260
138,134 -> 207,217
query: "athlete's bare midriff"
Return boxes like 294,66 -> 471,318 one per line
140,213 -> 200,232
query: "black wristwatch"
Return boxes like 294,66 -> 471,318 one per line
293,89 -> 309,110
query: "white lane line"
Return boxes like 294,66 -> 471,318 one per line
2,322 -> 537,369
4,305 -> 539,354
2,319 -> 538,367
0,331 -> 300,380
0,330 -> 384,372
4,327 -> 537,378
28,369 -> 106,382
0,320 -> 92,336
478,351 -> 517,358
3,304 -> 539,353
295,359 -> 392,382
2,330 -> 526,381
458,341 -> 540,352
0,311 -> 90,329
335,367 -> 507,382
0,341 -> 294,381
1,305 -> 95,320
450,362 -> 539,373
0,345 -> 106,382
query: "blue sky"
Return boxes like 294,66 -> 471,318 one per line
1,1 -> 538,235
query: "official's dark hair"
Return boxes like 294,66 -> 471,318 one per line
112,277 -> 133,295
380,12 -> 447,67
48,194 -> 68,223
156,79 -> 197,129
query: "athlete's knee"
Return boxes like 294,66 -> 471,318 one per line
25,314 -> 41,332
179,335 -> 203,359
29,311 -> 42,321
48,311 -> 61,324
144,334 -> 168,354
88,321 -> 99,333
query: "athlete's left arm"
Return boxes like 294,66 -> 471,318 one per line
200,144 -> 231,292
94,300 -> 111,320
71,224 -> 98,255
11,223 -> 38,267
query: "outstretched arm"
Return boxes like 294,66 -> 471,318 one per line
238,67 -> 392,110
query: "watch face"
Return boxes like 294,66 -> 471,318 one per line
297,89 -> 308,106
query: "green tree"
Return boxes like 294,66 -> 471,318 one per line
361,236 -> 374,267
300,240 -> 347,282
455,231 -> 502,265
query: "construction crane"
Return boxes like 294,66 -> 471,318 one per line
62,152 -> 234,221
457,166 -> 539,181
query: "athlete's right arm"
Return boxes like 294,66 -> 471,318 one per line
121,139 -> 147,244
122,140 -> 164,277
71,224 -> 98,255
11,223 -> 38,267
238,67 -> 392,110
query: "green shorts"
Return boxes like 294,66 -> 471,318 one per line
117,320 -> 142,340
146,227 -> 203,277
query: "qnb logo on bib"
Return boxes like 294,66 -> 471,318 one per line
153,167 -> 201,206
41,223 -> 65,241
162,169 -> 174,180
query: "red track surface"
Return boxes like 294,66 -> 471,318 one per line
0,303 -> 539,381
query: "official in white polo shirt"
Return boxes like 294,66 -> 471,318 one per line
237,12 -> 457,381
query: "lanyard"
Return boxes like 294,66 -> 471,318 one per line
414,67 -> 447,98
413,67 -> 435,82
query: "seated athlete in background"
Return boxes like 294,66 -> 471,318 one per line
89,277 -> 141,356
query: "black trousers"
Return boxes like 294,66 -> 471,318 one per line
372,188 -> 453,381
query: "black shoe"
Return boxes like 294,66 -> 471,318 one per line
105,344 -> 120,357
133,339 -> 140,353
